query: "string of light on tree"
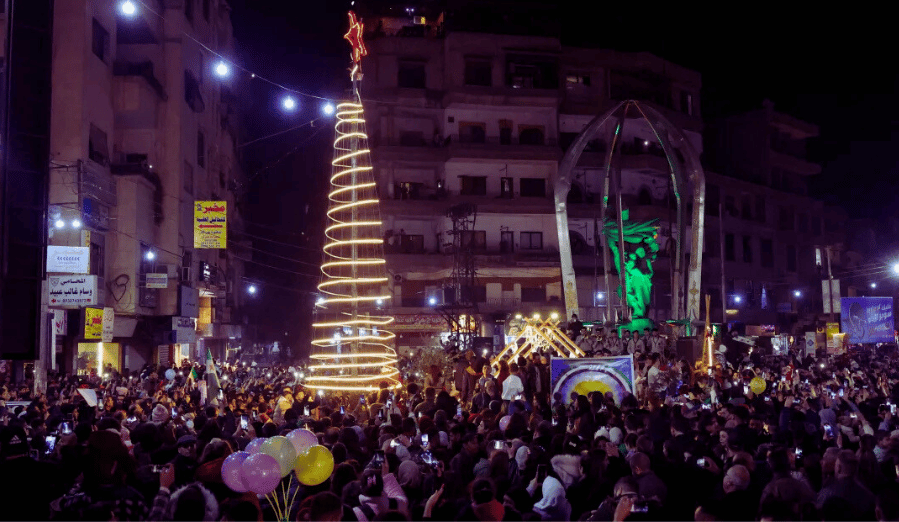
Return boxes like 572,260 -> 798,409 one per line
308,98 -> 400,392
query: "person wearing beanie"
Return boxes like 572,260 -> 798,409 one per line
151,403 -> 170,424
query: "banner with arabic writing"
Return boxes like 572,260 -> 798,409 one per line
194,201 -> 227,249
840,297 -> 894,344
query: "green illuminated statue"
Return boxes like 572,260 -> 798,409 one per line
603,210 -> 660,333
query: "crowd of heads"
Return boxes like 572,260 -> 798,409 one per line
2,335 -> 899,521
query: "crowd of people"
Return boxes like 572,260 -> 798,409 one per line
3,333 -> 899,521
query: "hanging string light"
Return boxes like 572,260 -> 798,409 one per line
307,12 -> 400,393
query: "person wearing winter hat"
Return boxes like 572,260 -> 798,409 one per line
151,403 -> 170,424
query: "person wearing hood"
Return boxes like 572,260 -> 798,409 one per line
147,463 -> 220,522
527,469 -> 571,521
397,460 -> 424,510
550,452 -> 583,490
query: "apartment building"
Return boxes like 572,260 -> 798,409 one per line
39,0 -> 246,374
704,101 -> 848,330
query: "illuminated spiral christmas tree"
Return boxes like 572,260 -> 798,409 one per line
308,12 -> 400,393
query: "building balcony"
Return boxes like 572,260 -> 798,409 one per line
770,149 -> 822,176
447,137 -> 562,163
371,141 -> 448,163
442,86 -> 559,108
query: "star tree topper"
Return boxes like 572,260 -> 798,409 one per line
344,11 -> 367,64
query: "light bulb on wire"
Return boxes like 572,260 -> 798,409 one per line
282,96 -> 297,112
323,102 -> 335,115
214,60 -> 230,78
119,0 -> 137,16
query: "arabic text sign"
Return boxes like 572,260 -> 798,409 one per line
46,246 -> 90,274
840,297 -> 894,344
49,275 -> 98,306
85,308 -> 103,339
146,273 -> 169,289
101,307 -> 115,342
194,200 -> 227,249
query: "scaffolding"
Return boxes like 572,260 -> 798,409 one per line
438,202 -> 481,355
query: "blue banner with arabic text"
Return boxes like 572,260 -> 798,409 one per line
840,297 -> 894,344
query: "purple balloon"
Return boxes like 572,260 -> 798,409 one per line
245,437 -> 266,454
286,429 -> 318,454
221,451 -> 250,493
241,453 -> 281,495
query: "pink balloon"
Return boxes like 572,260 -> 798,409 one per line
221,451 -> 250,492
286,429 -> 318,454
498,415 -> 511,432
241,453 -> 281,495
245,437 -> 266,454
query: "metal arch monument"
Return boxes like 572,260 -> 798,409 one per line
554,100 -> 706,329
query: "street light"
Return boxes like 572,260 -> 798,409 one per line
734,295 -> 742,304
71,219 -> 82,229
214,60 -> 230,78
247,284 -> 258,295
428,297 -> 437,306
871,282 -> 878,289
793,290 -> 802,298
282,96 -> 297,112
322,102 -> 335,115
54,219 -> 65,229
119,0 -> 137,16
893,263 -> 899,275
144,250 -> 156,261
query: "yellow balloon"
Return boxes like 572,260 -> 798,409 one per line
750,377 -> 766,395
260,436 -> 297,477
294,444 -> 334,486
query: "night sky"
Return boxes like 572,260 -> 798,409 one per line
226,1 -> 898,351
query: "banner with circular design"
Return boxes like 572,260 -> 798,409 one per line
551,355 -> 635,405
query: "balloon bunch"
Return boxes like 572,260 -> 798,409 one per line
221,428 -> 335,521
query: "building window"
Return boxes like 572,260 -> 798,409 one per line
786,245 -> 797,272
519,178 -> 546,197
197,130 -> 205,168
459,176 -> 487,196
394,182 -> 423,200
91,19 -> 110,62
742,236 -> 753,263
88,124 -> 109,165
398,61 -> 426,89
399,130 -> 425,146
724,195 -> 738,217
518,125 -> 545,145
458,122 -> 486,144
500,230 -> 514,253
680,92 -> 693,116
637,188 -> 652,206
203,0 -> 211,21
460,230 -> 487,252
724,234 -> 735,261
566,74 -> 591,86
185,0 -> 194,22
506,54 -> 558,90
755,195 -> 766,224
761,239 -> 774,268
464,59 -> 492,86
706,184 -> 720,215
90,241 -> 104,276
521,287 -> 547,303
399,234 -> 424,254
500,177 -> 513,198
499,119 -> 512,145
706,235 -> 718,258
741,195 -> 752,220
521,232 -> 543,250
797,213 -> 809,233
812,216 -> 822,236
184,161 -> 194,194
778,206 -> 794,231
